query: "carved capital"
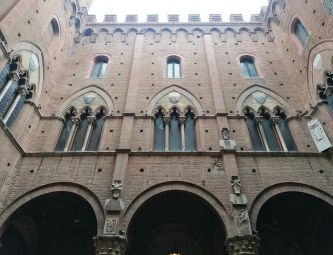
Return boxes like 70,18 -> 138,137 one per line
254,117 -> 262,125
94,235 -> 128,255
225,235 -> 260,255
179,116 -> 186,124
231,176 -> 241,195
88,116 -> 96,124
271,117 -> 280,125
163,116 -> 171,124
71,117 -> 80,125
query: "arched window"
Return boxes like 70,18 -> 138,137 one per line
292,18 -> 309,46
50,18 -> 60,37
240,56 -> 257,78
83,28 -> 94,36
91,56 -> 108,78
184,108 -> 196,151
167,56 -> 181,78
153,109 -> 165,151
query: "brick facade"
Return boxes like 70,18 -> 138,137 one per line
0,0 -> 333,254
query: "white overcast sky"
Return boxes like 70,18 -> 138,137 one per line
89,0 -> 269,22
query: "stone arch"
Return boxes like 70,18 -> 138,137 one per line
98,28 -> 109,33
160,28 -> 173,33
0,182 -> 105,236
10,41 -> 44,104
239,27 -> 251,34
210,28 -> 221,35
143,28 -> 157,34
127,28 -> 138,34
235,85 -> 297,116
146,85 -> 203,116
83,27 -> 94,36
176,28 -> 189,34
56,85 -> 114,116
249,182 -> 333,230
224,27 -> 237,34
120,181 -> 233,236
113,28 -> 124,34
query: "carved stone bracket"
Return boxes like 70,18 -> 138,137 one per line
317,69 -> 333,98
94,235 -> 128,255
111,180 -> 123,199
231,176 -> 241,195
225,235 -> 260,255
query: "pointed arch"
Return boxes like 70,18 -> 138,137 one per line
239,27 -> 251,34
146,85 -> 203,116
56,85 -> 114,117
236,85 -> 296,116
112,28 -> 124,34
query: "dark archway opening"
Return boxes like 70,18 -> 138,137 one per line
127,191 -> 227,255
0,192 -> 97,255
257,192 -> 333,255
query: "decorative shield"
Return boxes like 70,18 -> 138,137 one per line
83,95 -> 95,104
168,91 -> 181,104
252,91 -> 267,104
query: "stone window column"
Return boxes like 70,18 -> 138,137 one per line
94,235 -> 128,255
255,117 -> 270,151
164,116 -> 170,151
179,116 -> 186,151
3,86 -> 26,124
272,117 -> 288,152
64,117 -> 80,152
81,116 -> 95,151
225,235 -> 260,255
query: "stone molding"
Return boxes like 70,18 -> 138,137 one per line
225,235 -> 260,255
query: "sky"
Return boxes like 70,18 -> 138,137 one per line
89,0 -> 269,22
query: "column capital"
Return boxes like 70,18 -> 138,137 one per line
94,235 -> 128,255
163,116 -> 171,124
71,117 -> 80,125
179,116 -> 186,124
88,116 -> 96,123
225,235 -> 260,255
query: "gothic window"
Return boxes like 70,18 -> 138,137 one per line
167,56 -> 181,78
169,107 -> 181,151
87,107 -> 105,151
152,90 -> 199,152
242,91 -> 297,152
91,56 -> 108,78
240,56 -> 257,78
184,108 -> 196,151
244,106 -> 297,152
292,18 -> 309,46
55,108 -> 76,151
153,109 -> 165,151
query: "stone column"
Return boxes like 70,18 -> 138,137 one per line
64,117 -> 80,151
164,116 -> 170,151
225,235 -> 260,255
94,235 -> 128,255
179,116 -> 186,151
81,116 -> 95,151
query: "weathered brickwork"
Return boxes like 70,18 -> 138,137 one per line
1,0 -> 333,254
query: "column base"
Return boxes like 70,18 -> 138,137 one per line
94,235 -> 128,255
225,235 -> 260,255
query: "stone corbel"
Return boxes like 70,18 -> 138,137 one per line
105,180 -> 124,212
225,235 -> 260,255
94,235 -> 128,255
